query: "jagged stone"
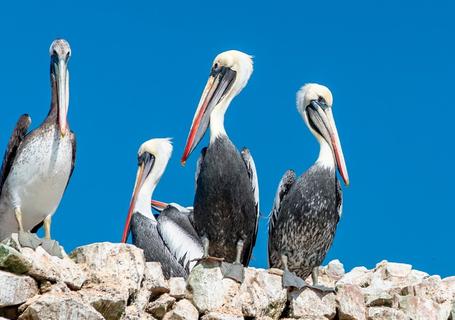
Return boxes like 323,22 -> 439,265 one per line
338,267 -> 372,287
0,270 -> 38,307
413,275 -> 453,304
146,293 -> 176,319
201,312 -> 244,320
310,259 -> 346,288
79,287 -> 128,320
289,288 -> 336,319
121,305 -> 156,320
228,268 -> 287,319
187,262 -> 237,313
336,284 -> 366,320
367,307 -> 407,320
18,293 -> 104,320
143,262 -> 170,295
71,242 -> 145,294
169,277 -> 186,299
363,290 -> 395,307
398,296 -> 451,320
21,246 -> 86,289
0,244 -> 32,274
163,299 -> 198,320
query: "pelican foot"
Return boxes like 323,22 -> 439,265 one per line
191,255 -> 225,263
41,239 -> 64,259
18,231 -> 42,250
282,269 -> 307,289
309,284 -> 336,293
221,262 -> 244,283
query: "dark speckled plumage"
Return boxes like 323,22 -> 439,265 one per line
268,164 -> 342,279
194,136 -> 257,265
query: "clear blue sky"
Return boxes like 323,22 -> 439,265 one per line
0,1 -> 453,277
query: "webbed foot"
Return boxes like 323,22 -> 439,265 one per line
221,262 -> 244,282
282,269 -> 308,289
18,231 -> 42,249
41,239 -> 64,258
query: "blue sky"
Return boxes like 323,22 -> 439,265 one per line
0,1 -> 453,277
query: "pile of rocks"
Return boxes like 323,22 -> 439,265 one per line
0,235 -> 454,320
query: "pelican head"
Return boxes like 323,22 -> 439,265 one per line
121,138 -> 173,242
181,50 -> 253,164
49,39 -> 71,136
297,83 -> 349,185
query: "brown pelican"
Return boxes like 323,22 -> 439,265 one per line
181,50 -> 259,282
0,39 -> 76,257
121,139 -> 203,278
268,83 -> 349,291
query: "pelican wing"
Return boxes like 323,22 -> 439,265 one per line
157,204 -> 203,272
240,147 -> 260,262
66,131 -> 77,189
0,114 -> 31,192
268,169 -> 296,259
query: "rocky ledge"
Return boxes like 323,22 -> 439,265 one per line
0,235 -> 454,320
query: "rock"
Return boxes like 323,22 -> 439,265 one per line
143,262 -> 170,295
187,262 -> 236,313
22,246 -> 86,289
169,277 -> 186,299
364,290 -> 395,308
398,296 -> 451,320
327,259 -> 345,279
442,276 -> 455,300
71,242 -> 145,294
289,288 -> 336,319
367,307 -> 407,320
18,293 -> 104,320
79,287 -> 128,320
228,268 -> 287,319
121,305 -> 156,320
413,275 -> 452,304
338,267 -> 372,287
0,270 -> 38,307
163,299 -> 198,320
384,262 -> 412,278
336,284 -> 366,320
0,244 -> 32,274
146,293 -> 176,319
201,312 -> 244,320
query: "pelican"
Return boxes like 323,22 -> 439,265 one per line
181,50 -> 259,282
121,139 -> 203,278
268,83 -> 349,291
0,39 -> 76,257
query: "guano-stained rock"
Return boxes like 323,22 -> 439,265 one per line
336,284 -> 366,320
163,299 -> 198,320
0,270 -> 38,307
289,288 -> 336,319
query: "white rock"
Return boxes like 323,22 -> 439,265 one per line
163,299 -> 198,320
121,305 -> 156,320
327,259 -> 345,279
146,293 -> 176,319
336,284 -> 366,320
187,262 -> 238,313
289,288 -> 336,318
228,268 -> 286,319
399,296 -> 451,320
338,267 -> 372,287
413,275 -> 452,304
201,312 -> 244,320
169,277 -> 186,299
79,287 -> 129,320
0,270 -> 38,307
23,246 -> 86,289
143,262 -> 170,295
71,242 -> 145,294
367,307 -> 407,320
442,276 -> 455,300
18,293 -> 104,320
384,262 -> 412,278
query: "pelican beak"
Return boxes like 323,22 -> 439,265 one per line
121,153 -> 155,242
52,56 -> 69,136
151,199 -> 169,212
307,101 -> 349,185
181,66 -> 236,164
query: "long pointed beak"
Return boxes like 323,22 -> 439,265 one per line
121,164 -> 145,243
151,199 -> 169,212
181,67 -> 236,164
55,59 -> 69,136
308,102 -> 349,185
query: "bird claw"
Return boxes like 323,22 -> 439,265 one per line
221,262 -> 244,282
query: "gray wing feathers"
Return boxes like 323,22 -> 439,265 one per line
268,169 -> 296,254
0,114 -> 31,192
